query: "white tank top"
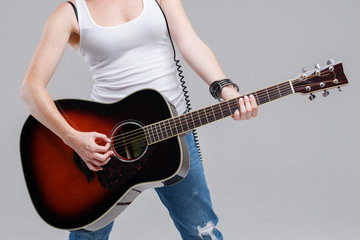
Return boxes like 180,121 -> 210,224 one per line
74,0 -> 186,113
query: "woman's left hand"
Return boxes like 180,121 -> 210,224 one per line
221,86 -> 258,121
232,95 -> 258,120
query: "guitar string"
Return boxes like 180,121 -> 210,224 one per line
109,83 -> 294,147
109,79 -> 338,157
109,84 -> 295,149
111,95 -> 296,153
110,77 -> 334,150
112,76 -> 340,156
110,69 -> 337,146
111,87 -> 295,157
103,72 -> 339,154
109,85 -> 295,154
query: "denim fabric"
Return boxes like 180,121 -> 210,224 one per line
69,132 -> 223,240
69,222 -> 114,240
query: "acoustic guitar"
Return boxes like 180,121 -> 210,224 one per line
20,60 -> 348,231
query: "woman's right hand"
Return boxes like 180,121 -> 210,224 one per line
66,131 -> 114,171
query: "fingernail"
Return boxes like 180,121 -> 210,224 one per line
244,95 -> 249,100
239,98 -> 244,103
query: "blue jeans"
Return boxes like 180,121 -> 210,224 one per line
69,132 -> 223,240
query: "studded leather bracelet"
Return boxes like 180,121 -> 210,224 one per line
209,79 -> 239,101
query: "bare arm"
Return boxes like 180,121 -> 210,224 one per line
159,0 -> 258,120
20,2 -> 112,171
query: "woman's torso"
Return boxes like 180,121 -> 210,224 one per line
70,0 -> 186,113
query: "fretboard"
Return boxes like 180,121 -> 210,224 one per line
144,80 -> 294,145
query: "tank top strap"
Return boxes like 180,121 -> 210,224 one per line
74,0 -> 93,30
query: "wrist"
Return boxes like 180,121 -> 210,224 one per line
209,78 -> 239,101
220,85 -> 241,100
61,127 -> 79,147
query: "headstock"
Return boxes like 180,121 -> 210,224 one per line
291,60 -> 348,100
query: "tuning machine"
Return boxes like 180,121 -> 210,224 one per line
323,90 -> 329,97
309,93 -> 316,101
314,63 -> 321,76
327,59 -> 335,65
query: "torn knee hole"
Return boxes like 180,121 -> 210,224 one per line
197,222 -> 217,240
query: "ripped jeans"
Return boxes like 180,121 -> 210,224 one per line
69,132 -> 223,240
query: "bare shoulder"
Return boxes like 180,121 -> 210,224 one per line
158,0 -> 186,16
45,1 -> 79,35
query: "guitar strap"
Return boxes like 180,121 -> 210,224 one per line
66,0 -> 202,160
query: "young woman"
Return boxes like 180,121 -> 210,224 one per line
20,0 -> 258,239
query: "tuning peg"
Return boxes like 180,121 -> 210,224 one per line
302,67 -> 307,73
314,63 -> 320,69
323,90 -> 329,97
327,59 -> 335,65
309,93 -> 316,101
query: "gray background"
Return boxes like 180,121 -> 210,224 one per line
1,0 -> 359,239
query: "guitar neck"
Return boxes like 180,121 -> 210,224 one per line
144,80 -> 294,145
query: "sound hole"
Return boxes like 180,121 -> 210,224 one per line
110,121 -> 148,162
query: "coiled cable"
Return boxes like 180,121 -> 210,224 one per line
156,1 -> 203,160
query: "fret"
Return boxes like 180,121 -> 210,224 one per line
144,126 -> 152,144
197,110 -> 203,126
190,112 -> 197,128
154,123 -> 162,141
158,121 -> 166,139
267,85 -> 281,101
164,120 -> 172,138
179,115 -> 188,133
265,88 -> 271,102
222,100 -> 233,116
161,122 -> 167,139
218,102 -> 225,118
257,89 -> 270,105
175,116 -> 183,134
253,91 -> 260,106
186,113 -> 195,130
229,98 -> 239,114
279,82 -> 292,96
147,125 -> 153,143
276,84 -> 282,98
151,126 -> 156,144
184,114 -> 191,132
192,111 -> 202,128
171,118 -> 178,136
213,104 -> 223,120
205,107 -> 215,123
151,124 -> 159,143
201,108 -> 209,124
